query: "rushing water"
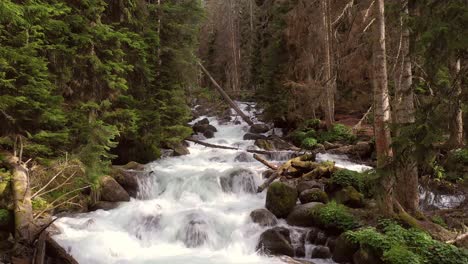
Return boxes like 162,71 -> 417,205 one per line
53,103 -> 369,264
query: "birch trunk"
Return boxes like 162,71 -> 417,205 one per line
394,0 -> 418,213
373,0 -> 393,215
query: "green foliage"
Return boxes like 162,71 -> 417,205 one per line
318,124 -> 356,143
431,215 -> 447,228
0,209 -> 10,224
331,169 -> 376,197
32,197 -> 48,211
301,119 -> 321,130
346,220 -> 468,264
311,201 -> 359,232
452,148 -> 468,165
301,137 -> 318,150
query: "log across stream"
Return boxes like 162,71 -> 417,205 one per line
51,103 -> 372,264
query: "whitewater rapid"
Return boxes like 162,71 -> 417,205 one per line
53,103 -> 369,264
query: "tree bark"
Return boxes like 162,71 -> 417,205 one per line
198,62 -> 254,125
321,0 -> 335,129
8,155 -> 33,242
373,0 -> 394,215
448,58 -> 464,148
394,0 -> 419,213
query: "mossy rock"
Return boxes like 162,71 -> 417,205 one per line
303,161 -> 336,180
299,188 -> 328,204
334,186 -> 364,208
121,161 -> 144,171
266,182 -> 298,218
255,139 -> 274,151
310,201 -> 359,234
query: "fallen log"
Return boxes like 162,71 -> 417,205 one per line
253,154 -> 278,170
257,172 -> 279,193
186,138 -> 294,156
198,62 -> 254,126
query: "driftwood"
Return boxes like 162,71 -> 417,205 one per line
198,62 -> 254,126
253,154 -> 278,170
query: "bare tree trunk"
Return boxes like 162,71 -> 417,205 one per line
321,0 -> 334,129
394,0 -> 418,213
449,58 -> 464,148
373,0 -> 393,216
8,153 -> 33,242
198,62 -> 254,125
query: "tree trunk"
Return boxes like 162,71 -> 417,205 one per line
448,58 -> 463,148
321,0 -> 334,129
8,155 -> 33,242
198,62 -> 254,125
373,0 -> 393,215
394,0 -> 419,213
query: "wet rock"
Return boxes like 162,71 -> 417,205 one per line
257,227 -> 294,257
286,202 -> 323,227
220,169 -> 257,193
353,249 -> 384,264
243,133 -> 267,140
315,231 -> 328,245
100,176 -> 130,202
110,166 -> 140,197
326,237 -> 337,253
203,130 -> 215,138
250,123 -> 270,134
234,152 -> 254,162
255,136 -> 297,151
297,181 -> 324,194
262,169 -> 275,179
166,141 -> 190,156
196,118 -> 210,126
89,201 -> 119,211
178,216 -> 208,248
299,188 -> 328,204
323,142 -> 343,150
305,227 -> 320,243
334,186 -> 364,208
193,122 -> 217,136
266,182 -> 298,218
294,245 -> 305,258
332,233 -> 359,263
121,161 -> 145,171
250,209 -> 278,227
311,246 -> 331,259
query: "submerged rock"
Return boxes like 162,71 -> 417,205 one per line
286,202 -> 323,227
250,209 -> 278,227
100,176 -> 130,202
220,169 -> 257,193
177,213 -> 209,248
266,182 -> 298,218
234,152 -> 254,162
257,227 -> 294,257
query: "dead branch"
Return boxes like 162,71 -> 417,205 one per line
33,171 -> 77,200
34,194 -> 80,220
257,172 -> 279,193
253,154 -> 278,170
32,169 -> 66,199
186,138 -> 295,156
332,0 -> 354,26
353,106 -> 372,131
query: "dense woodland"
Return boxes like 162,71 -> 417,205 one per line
0,0 -> 467,263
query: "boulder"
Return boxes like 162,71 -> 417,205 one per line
334,186 -> 364,208
100,176 -> 130,202
297,180 -> 324,194
243,133 -> 267,140
195,118 -> 210,126
315,231 -> 328,245
89,201 -> 120,211
166,141 -> 190,156
193,123 -> 217,135
234,152 -> 253,162
220,169 -> 257,193
332,233 -> 359,263
353,249 -> 384,264
299,188 -> 328,204
305,227 -> 320,244
294,246 -> 305,258
311,246 -> 332,259
256,227 -> 294,257
266,182 -> 298,218
250,123 -> 270,134
110,166 -> 140,197
250,209 -> 278,227
203,130 -> 215,138
255,136 -> 298,151
286,202 -> 323,227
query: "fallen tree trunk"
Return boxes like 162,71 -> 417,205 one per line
253,154 -> 278,170
257,172 -> 279,193
198,62 -> 254,126
186,138 -> 293,156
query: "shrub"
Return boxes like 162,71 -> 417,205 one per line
311,201 -> 359,232
301,119 -> 321,130
291,131 -> 307,146
331,169 -> 376,197
383,246 -> 422,264
301,137 -> 318,149
318,124 -> 356,143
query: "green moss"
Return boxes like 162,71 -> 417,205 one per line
301,137 -> 318,150
266,182 -> 298,218
301,189 -> 328,203
346,220 -> 468,264
335,186 -> 364,208
310,201 -> 359,232
32,197 -> 48,211
318,124 -> 356,143
331,169 -> 376,197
